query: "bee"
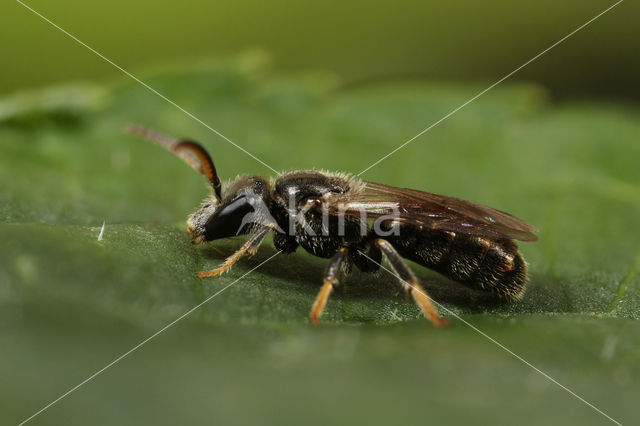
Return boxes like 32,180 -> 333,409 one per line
127,125 -> 538,326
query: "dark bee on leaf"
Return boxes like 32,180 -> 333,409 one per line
127,125 -> 538,326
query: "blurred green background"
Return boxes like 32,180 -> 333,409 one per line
1,1 -> 639,426
1,0 -> 639,99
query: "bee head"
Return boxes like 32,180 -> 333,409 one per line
187,200 -> 219,244
188,175 -> 272,244
125,125 -> 274,244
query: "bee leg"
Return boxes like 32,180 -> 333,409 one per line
310,247 -> 348,325
197,225 -> 273,279
374,239 -> 450,327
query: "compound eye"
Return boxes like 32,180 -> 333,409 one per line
204,195 -> 255,241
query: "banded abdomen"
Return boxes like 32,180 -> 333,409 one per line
383,225 -> 527,299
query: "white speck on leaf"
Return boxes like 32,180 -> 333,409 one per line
98,220 -> 106,241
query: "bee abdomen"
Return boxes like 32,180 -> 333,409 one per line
389,228 -> 527,300
468,238 -> 527,299
451,235 -> 527,299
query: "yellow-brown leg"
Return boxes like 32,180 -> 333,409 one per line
197,225 -> 272,279
374,239 -> 449,327
310,247 -> 348,325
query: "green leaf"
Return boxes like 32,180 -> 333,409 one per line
1,58 -> 638,425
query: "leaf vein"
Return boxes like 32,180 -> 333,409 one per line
606,251 -> 640,314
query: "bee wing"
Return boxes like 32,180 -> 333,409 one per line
327,181 -> 538,242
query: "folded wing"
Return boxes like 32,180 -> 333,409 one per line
326,181 -> 538,242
